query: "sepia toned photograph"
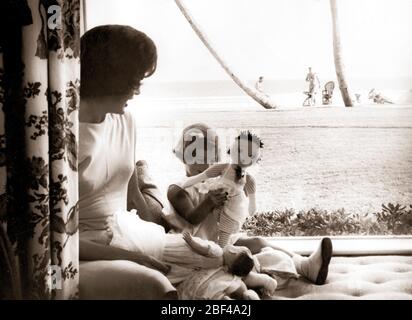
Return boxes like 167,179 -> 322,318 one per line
0,0 -> 411,303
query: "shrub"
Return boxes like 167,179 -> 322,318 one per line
242,203 -> 412,237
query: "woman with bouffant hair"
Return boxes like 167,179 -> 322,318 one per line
78,25 -> 177,299
81,24 -> 156,98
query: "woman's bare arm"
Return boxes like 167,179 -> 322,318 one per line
167,185 -> 226,225
79,239 -> 170,274
128,181 -> 152,220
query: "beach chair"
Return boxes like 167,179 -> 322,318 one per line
322,81 -> 335,105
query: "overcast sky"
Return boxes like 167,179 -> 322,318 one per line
86,0 -> 412,83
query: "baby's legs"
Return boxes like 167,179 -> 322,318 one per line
234,236 -> 333,285
218,212 -> 241,247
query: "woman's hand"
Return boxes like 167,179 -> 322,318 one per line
167,184 -> 226,225
206,188 -> 228,207
132,253 -> 170,275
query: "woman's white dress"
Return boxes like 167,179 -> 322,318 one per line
79,112 -> 166,260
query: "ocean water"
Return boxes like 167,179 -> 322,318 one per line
139,78 -> 412,109
139,79 -> 412,104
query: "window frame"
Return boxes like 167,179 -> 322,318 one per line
266,235 -> 412,256
81,2 -> 412,257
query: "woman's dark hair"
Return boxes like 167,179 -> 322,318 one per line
81,25 -> 157,98
229,252 -> 255,277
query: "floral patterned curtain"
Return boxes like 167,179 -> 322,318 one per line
0,0 -> 80,299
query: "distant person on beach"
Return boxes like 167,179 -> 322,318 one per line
355,93 -> 362,104
255,76 -> 264,93
304,67 -> 320,106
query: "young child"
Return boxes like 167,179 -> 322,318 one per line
163,231 -> 255,284
165,231 -> 277,299
178,261 -> 278,300
181,131 -> 263,247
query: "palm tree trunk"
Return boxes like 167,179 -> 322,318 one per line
175,0 -> 278,109
330,0 -> 353,107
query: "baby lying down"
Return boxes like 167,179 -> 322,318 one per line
164,231 -> 275,296
109,210 -> 273,291
178,268 -> 275,300
167,233 -> 277,300
178,266 -> 277,300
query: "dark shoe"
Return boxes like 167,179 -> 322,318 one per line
315,237 -> 333,285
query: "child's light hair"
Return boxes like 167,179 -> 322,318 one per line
173,123 -> 220,165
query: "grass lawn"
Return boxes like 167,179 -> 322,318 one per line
131,100 -> 412,233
